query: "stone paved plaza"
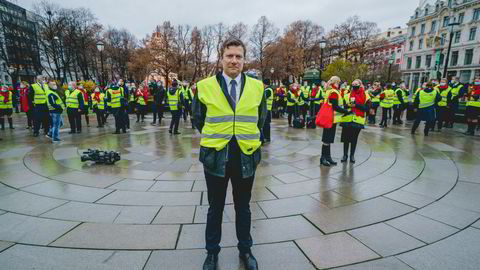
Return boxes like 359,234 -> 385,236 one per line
0,112 -> 480,269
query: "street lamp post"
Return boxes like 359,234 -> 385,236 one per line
96,41 -> 105,87
388,56 -> 394,83
319,39 -> 327,71
270,67 -> 274,82
443,18 -> 460,79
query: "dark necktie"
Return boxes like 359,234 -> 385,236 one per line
230,80 -> 237,109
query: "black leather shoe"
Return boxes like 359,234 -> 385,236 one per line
168,129 -> 172,134
341,155 -> 348,163
174,131 -> 181,135
240,252 -> 258,270
320,157 -> 330,166
326,157 -> 337,166
350,156 -> 356,163
202,253 -> 218,270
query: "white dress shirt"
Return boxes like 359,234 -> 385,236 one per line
222,71 -> 242,103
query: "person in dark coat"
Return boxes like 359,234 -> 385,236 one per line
411,81 -> 441,136
151,81 -> 165,125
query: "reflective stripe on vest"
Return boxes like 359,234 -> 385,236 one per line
46,89 -> 65,111
325,88 -> 344,123
137,94 -> 146,105
393,89 -> 402,105
419,90 -> 436,108
467,96 -> 480,107
197,75 -> 263,155
314,88 -> 324,105
266,88 -> 273,111
108,89 -> 123,108
67,89 -> 81,109
0,92 -> 12,109
32,83 -> 47,104
91,93 -> 105,110
438,88 -> 451,107
167,89 -> 179,110
380,89 -> 394,108
287,91 -> 297,106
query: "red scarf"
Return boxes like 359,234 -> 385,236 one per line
350,88 -> 366,117
143,90 -> 148,103
1,89 -> 8,103
94,92 -> 101,102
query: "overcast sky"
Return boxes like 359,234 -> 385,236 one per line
16,0 -> 419,39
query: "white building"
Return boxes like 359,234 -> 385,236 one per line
402,0 -> 480,90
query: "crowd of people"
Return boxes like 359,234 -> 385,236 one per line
0,74 -> 479,144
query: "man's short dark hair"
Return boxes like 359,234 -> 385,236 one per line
221,37 -> 246,58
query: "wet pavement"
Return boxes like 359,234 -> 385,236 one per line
0,112 -> 480,269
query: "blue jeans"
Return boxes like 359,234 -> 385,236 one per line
49,112 -> 62,140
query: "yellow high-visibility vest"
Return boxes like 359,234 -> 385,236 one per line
67,89 -> 81,109
419,90 -> 436,108
46,89 -> 65,112
32,83 -> 48,105
438,87 -> 451,107
325,88 -> 344,124
197,75 -> 264,155
266,88 -> 273,111
0,91 -> 12,109
107,88 -> 123,108
380,89 -> 394,108
167,88 -> 180,111
91,93 -> 105,110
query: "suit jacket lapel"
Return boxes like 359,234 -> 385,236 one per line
216,72 -> 235,111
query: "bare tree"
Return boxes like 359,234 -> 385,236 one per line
173,24 -> 192,80
285,20 -> 324,69
149,21 -> 177,87
249,16 -> 279,78
201,25 -> 216,77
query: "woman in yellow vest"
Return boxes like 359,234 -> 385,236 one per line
286,84 -> 297,127
379,84 -> 395,128
134,84 -> 147,123
465,78 -> 480,136
340,79 -> 370,163
436,79 -> 451,131
46,81 -> 64,142
411,81 -> 441,136
91,87 -> 106,128
0,84 -> 14,130
320,76 -> 352,167
367,82 -> 381,124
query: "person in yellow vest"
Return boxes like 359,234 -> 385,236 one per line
91,87 -> 105,128
286,84 -> 297,127
261,79 -> 273,143
134,84 -> 146,123
300,81 -> 310,121
411,81 -> 441,136
66,81 -> 85,134
106,83 -> 126,134
367,82 -> 381,124
167,80 -> 183,134
435,79 -> 451,131
340,79 -> 370,163
320,76 -> 352,167
192,38 -> 266,270
379,84 -> 394,128
0,83 -> 14,130
465,77 -> 480,135
28,75 -> 50,137
45,80 -> 64,142
310,84 -> 324,115
392,83 -> 406,125
446,76 -> 464,128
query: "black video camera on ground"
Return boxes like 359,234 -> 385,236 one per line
81,149 -> 121,165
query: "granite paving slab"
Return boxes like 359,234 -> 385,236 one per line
51,223 -> 180,249
334,257 -> 414,270
348,223 -> 425,256
0,213 -> 79,245
148,180 -> 194,192
310,191 -> 357,208
51,171 -> 124,188
383,190 -> 436,208
22,180 -> 113,202
145,242 -> 314,270
107,178 -> 155,191
296,232 -> 379,269
268,178 -> 341,198
397,227 -> 480,270
416,202 -> 480,229
437,181 -> 480,212
97,190 -> 202,206
304,197 -> 414,233
386,213 -> 458,244
152,205 -> 196,224
0,241 -> 13,252
0,191 -> 67,216
258,195 -> 326,218
177,216 -> 322,249
0,244 -> 149,270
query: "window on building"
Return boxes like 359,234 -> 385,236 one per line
426,55 -> 432,68
409,41 -> 414,51
443,16 -> 450,27
451,51 -> 458,66
416,56 -> 422,68
474,9 -> 480,21
441,33 -> 447,45
425,8 -> 429,16
454,31 -> 461,43
448,0 -> 452,7
431,21 -> 437,32
415,11 -> 419,18
439,53 -> 445,66
465,49 -> 474,65
411,26 -> 416,37
419,38 -> 424,49
420,24 -> 425,34
458,12 -> 465,24
387,31 -> 391,37
469,27 -> 477,41
399,31 -> 403,34
407,57 -> 412,69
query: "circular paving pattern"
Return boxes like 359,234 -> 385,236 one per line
0,114 -> 480,269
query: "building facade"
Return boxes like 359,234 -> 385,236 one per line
402,0 -> 480,91
0,0 -> 41,85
